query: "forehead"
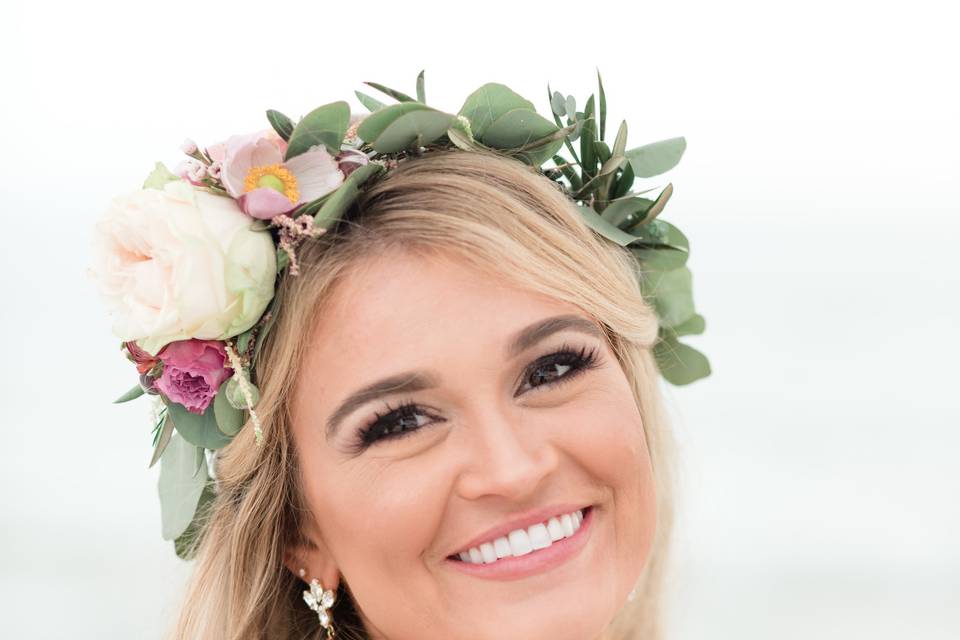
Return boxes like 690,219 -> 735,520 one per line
300,248 -> 583,383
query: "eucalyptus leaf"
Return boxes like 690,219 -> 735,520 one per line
550,90 -> 566,117
481,108 -> 563,165
285,101 -> 351,159
575,205 -> 641,248
551,155 -> 582,191
612,120 -> 628,158
174,481 -> 216,560
266,109 -> 294,141
594,140 -> 611,165
193,446 -> 205,478
641,266 -> 697,329
158,432 -> 209,541
149,412 -> 174,468
447,125 -> 493,153
355,90 -> 386,113
625,137 -> 687,178
373,109 -> 454,153
670,313 -> 706,337
214,388 -> 244,436
416,69 -> 426,103
600,196 -> 655,229
114,384 -> 145,404
357,102 -> 434,144
635,183 -> 673,226
565,95 -> 577,121
142,162 -> 178,190
631,219 -> 690,252
653,336 -> 711,385
364,81 -> 416,103
632,246 -> 689,271
277,247 -> 290,272
165,399 -> 232,450
458,83 -> 536,139
313,162 -> 384,230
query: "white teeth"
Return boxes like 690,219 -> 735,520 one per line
528,523 -> 552,550
479,542 -> 497,564
508,529 -> 533,556
546,517 -> 564,541
456,508 -> 588,565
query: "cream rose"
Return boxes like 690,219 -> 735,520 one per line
90,179 -> 277,356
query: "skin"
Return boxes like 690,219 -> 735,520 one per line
284,247 -> 658,640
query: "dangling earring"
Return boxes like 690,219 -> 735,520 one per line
300,569 -> 337,638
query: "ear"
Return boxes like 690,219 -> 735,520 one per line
283,524 -> 342,591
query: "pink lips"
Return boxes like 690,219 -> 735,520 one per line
446,506 -> 594,581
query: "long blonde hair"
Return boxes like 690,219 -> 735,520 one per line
168,149 -> 678,640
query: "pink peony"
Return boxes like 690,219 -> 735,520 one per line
219,130 -> 345,220
155,339 -> 233,415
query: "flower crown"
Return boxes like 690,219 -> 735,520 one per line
90,70 -> 709,558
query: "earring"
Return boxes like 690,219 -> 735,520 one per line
302,573 -> 337,638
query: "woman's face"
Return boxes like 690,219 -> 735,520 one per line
288,248 -> 657,640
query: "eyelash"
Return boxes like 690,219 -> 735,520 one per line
352,343 -> 602,451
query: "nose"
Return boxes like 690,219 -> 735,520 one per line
454,402 -> 560,502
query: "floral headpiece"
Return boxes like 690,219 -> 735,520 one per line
90,70 -> 709,557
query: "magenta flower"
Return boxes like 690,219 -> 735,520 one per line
219,130 -> 345,220
155,339 -> 233,415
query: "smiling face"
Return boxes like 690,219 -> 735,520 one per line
287,247 -> 658,640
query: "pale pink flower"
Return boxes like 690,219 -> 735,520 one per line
220,130 -> 344,220
180,138 -> 198,155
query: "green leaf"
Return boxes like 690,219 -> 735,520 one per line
373,109 -> 454,153
165,399 -> 232,450
632,246 -> 689,271
415,69 -> 426,103
625,137 -> 687,178
670,313 -> 706,337
480,108 -> 563,165
276,247 -> 290,272
597,68 -> 607,141
447,124 -> 493,153
357,102 -> 433,144
458,83 -> 536,139
285,101 -> 351,159
266,109 -> 294,141
363,80 -> 416,103
149,412 -> 174,468
551,155 -> 582,191
576,205 -> 642,247
142,162 -> 178,190
114,384 -> 144,404
641,266 -> 697,328
213,388 -> 244,436
611,120 -> 628,159
636,183 -> 673,226
158,432 -> 209,541
594,140 -> 611,165
550,90 -> 566,117
174,481 -> 215,560
654,336 -> 711,385
600,196 -> 655,229
580,95 -> 597,177
611,162 -> 635,200
313,162 -> 385,230
355,90 -> 386,113
632,219 -> 690,252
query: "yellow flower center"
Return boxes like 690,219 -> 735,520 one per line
243,164 -> 299,203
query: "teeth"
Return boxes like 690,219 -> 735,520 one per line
456,508 -> 586,565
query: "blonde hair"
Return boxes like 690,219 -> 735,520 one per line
168,149 -> 678,640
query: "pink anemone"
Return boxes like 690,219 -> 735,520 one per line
219,130 -> 345,220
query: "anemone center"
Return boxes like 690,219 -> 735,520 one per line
243,164 -> 299,204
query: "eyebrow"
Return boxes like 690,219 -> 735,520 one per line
324,313 -> 604,438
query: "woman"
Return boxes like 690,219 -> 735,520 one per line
169,149 -> 677,640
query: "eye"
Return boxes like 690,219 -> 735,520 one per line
350,343 -> 602,453
515,343 -> 601,396
354,400 -> 443,451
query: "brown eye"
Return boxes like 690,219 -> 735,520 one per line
517,344 -> 600,395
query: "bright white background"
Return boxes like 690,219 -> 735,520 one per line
2,1 -> 957,638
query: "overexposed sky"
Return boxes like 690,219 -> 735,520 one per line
2,1 -> 958,638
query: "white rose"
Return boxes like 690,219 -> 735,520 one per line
90,180 -> 277,356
